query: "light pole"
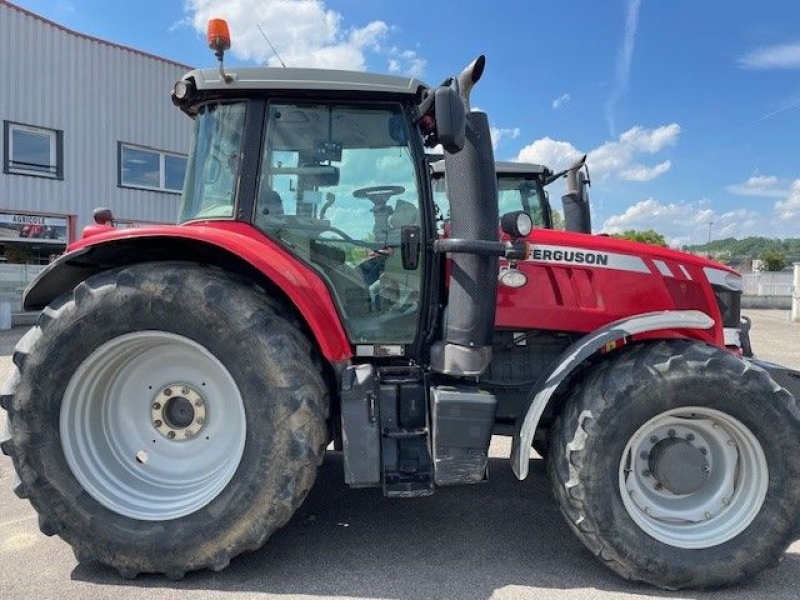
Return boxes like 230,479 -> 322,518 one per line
707,221 -> 713,245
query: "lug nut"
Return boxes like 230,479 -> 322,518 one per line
164,388 -> 173,397
640,451 -> 649,460
668,429 -> 676,437
699,447 -> 707,455
196,417 -> 205,425
154,419 -> 163,427
654,483 -> 663,491
686,433 -> 695,441
650,436 -> 659,444
642,470 -> 651,477
167,431 -> 176,439
153,402 -> 161,410
182,387 -> 189,395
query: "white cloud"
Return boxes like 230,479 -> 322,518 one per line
386,47 -> 426,78
516,123 -> 679,181
739,42 -> 800,70
605,0 -> 642,136
775,180 -> 800,219
726,175 -> 788,198
601,198 -> 764,247
516,137 -> 583,169
183,0 -> 423,74
489,126 -> 521,150
552,93 -> 571,110
620,160 -> 672,181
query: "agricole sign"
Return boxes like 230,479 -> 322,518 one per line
0,213 -> 67,228
0,211 -> 69,243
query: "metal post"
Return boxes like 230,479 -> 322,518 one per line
792,262 -> 800,323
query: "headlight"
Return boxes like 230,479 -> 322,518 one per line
173,79 -> 195,101
499,268 -> 528,288
501,211 -> 533,238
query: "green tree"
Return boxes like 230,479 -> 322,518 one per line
759,249 -> 787,271
551,209 -> 565,230
612,229 -> 667,246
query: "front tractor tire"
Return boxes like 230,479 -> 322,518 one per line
548,340 -> 800,590
0,262 -> 329,578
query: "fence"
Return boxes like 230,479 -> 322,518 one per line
741,272 -> 794,297
0,263 -> 46,312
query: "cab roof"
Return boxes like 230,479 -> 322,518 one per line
184,67 -> 428,97
430,159 -> 551,177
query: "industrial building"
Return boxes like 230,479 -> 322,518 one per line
0,1 -> 192,264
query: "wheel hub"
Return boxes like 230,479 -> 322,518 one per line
619,408 -> 769,549
151,384 -> 207,440
649,438 -> 709,495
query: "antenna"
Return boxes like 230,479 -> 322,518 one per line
256,24 -> 287,68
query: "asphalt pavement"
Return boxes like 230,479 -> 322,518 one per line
1,310 -> 799,600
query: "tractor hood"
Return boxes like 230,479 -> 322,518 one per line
528,229 -> 739,278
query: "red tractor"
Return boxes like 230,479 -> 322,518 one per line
431,154 -> 591,234
2,21 -> 800,589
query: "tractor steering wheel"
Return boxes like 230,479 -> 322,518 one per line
352,185 -> 406,204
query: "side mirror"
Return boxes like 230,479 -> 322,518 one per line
577,169 -> 590,205
434,87 -> 466,153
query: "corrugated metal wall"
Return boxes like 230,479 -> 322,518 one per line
0,2 -> 192,230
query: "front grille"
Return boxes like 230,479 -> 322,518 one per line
713,285 -> 741,328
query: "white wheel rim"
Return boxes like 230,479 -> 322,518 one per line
619,407 -> 768,549
60,332 -> 246,521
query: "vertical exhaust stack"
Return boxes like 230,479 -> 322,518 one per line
430,56 -> 500,377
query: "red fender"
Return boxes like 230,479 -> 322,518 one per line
29,221 -> 353,362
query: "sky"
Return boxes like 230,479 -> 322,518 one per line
11,0 -> 800,247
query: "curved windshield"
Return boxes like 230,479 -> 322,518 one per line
256,102 -> 422,344
179,103 -> 247,222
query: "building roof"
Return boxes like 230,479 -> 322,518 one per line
5,0 -> 193,71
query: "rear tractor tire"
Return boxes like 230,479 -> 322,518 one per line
548,340 -> 800,590
0,262 -> 329,578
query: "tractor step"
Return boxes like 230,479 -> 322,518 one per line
378,366 -> 434,498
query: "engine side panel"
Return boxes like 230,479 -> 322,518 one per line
495,230 -> 725,347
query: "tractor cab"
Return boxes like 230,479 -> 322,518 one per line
177,92 -> 430,345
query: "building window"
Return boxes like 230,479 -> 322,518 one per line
3,121 -> 63,179
118,143 -> 187,193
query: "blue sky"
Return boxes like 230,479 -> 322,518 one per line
13,0 -> 800,246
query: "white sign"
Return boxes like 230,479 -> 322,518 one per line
0,213 -> 68,228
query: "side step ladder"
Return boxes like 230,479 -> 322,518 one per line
378,366 -> 433,498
